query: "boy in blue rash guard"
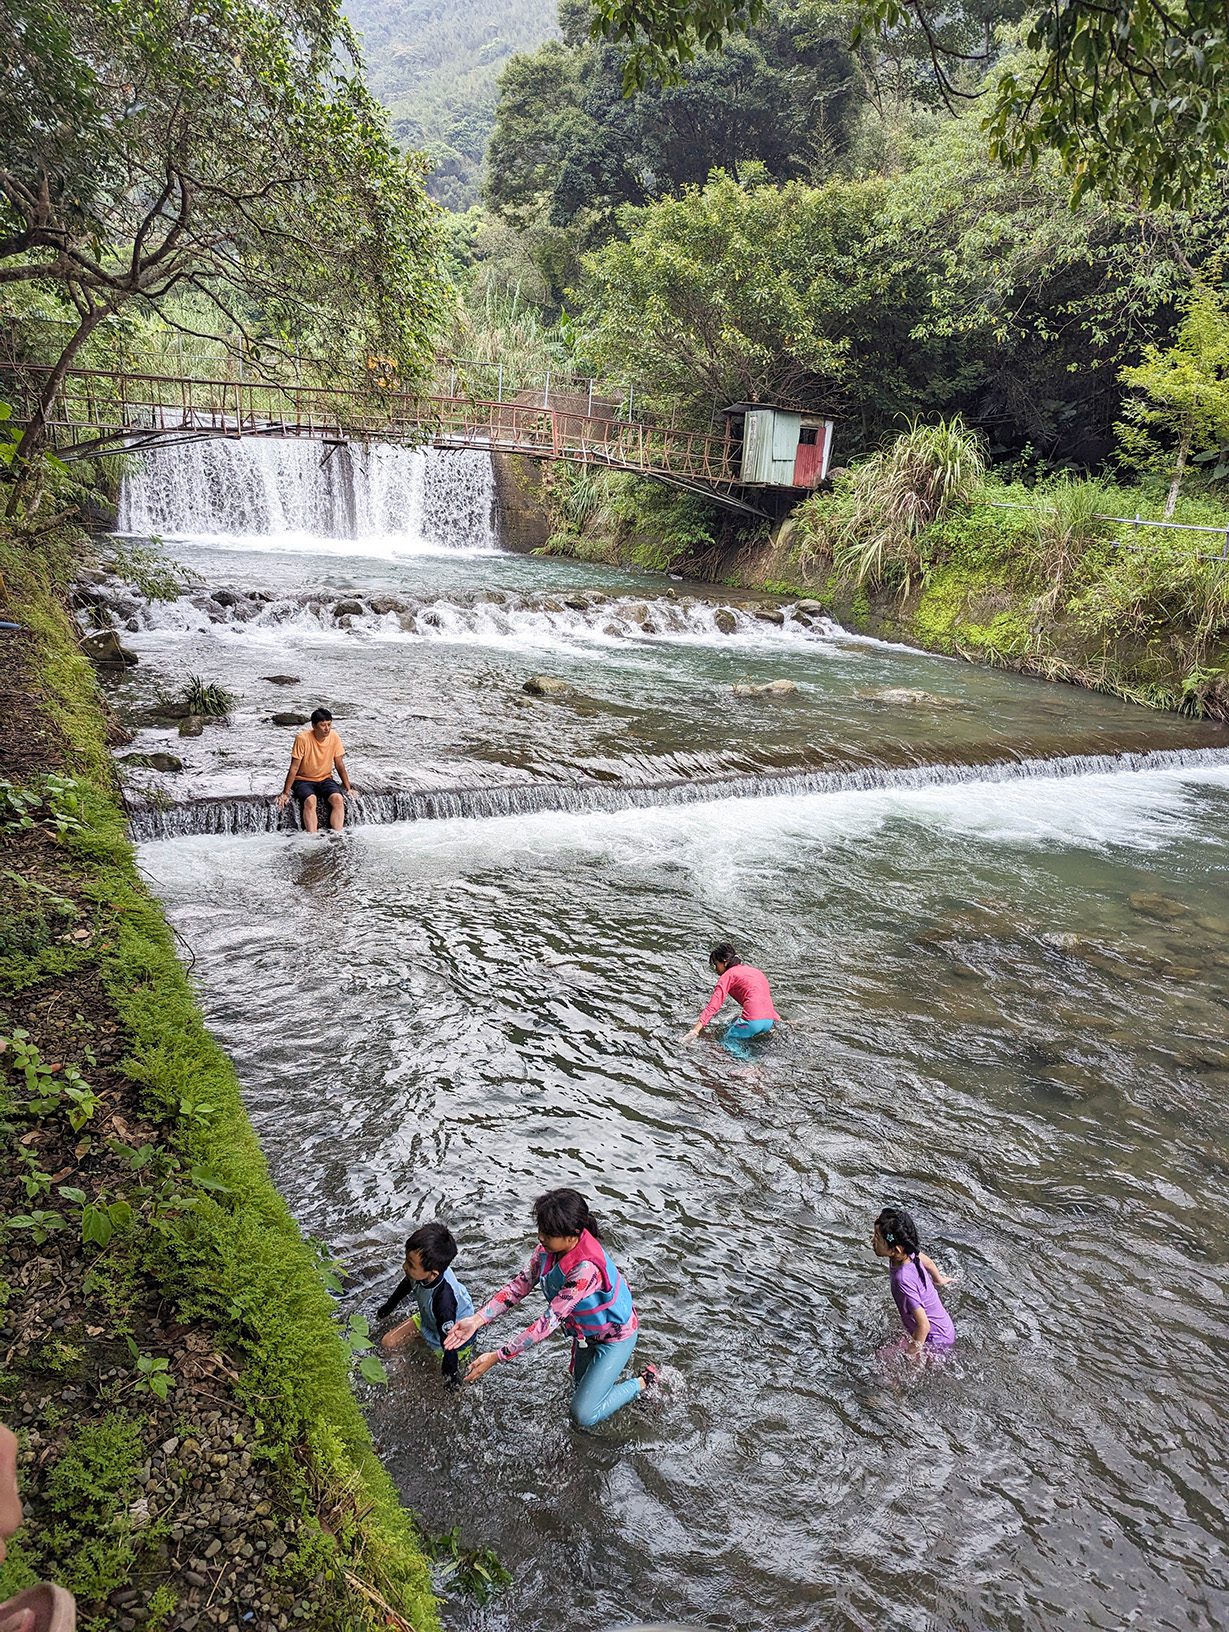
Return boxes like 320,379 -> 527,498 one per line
377,1221 -> 475,1388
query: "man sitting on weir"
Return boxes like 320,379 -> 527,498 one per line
275,707 -> 355,831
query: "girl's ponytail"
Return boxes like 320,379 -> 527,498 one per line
876,1206 -> 928,1286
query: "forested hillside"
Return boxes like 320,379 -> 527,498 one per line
343,0 -> 558,207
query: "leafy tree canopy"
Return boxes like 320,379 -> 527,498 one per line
1,0 -> 450,459
589,0 -> 1229,207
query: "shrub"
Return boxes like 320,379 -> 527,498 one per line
833,418 -> 986,592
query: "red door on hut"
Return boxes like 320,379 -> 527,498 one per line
792,416 -> 831,488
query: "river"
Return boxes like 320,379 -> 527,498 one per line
110,439 -> 1229,1632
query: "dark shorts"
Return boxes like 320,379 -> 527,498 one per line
291,777 -> 343,806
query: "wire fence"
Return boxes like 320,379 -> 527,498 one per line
987,500 -> 1229,566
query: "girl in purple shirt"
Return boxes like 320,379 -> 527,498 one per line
872,1206 -> 955,1354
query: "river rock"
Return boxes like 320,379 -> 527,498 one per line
260,675 -> 301,685
81,629 -> 138,667
713,609 -> 738,634
563,597 -> 590,612
270,712 -> 309,727
332,598 -> 365,617
754,607 -> 786,625
731,679 -> 798,697
1128,891 -> 1188,922
858,687 -> 962,708
367,595 -> 405,615
121,751 -> 184,772
397,613 -> 418,633
178,714 -> 205,737
213,589 -> 239,607
795,599 -> 825,614
523,675 -> 571,696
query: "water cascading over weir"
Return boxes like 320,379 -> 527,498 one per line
123,748 -> 1229,842
117,438 -> 498,550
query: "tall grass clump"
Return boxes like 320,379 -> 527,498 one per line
1029,475 -> 1117,607
835,418 -> 986,591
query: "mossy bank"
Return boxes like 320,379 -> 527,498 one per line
0,524 -> 438,1630
527,458 -> 1229,721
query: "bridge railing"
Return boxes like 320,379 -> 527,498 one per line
3,364 -> 745,493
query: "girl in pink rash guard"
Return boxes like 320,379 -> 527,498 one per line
683,941 -> 781,1058
872,1206 -> 955,1356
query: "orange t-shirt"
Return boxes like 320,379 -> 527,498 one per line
291,726 -> 345,781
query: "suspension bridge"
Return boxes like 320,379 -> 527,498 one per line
1,359 -> 825,519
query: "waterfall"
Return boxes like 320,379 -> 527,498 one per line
116,439 -> 497,553
125,746 -> 1229,842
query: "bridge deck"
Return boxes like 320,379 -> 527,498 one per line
6,365 -> 778,518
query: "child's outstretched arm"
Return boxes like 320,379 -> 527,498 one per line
920,1253 -> 951,1287
444,1250 -> 541,1354
684,971 -> 732,1041
376,1275 -> 413,1320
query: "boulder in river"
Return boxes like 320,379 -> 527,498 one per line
177,714 -> 205,737
260,675 -> 301,685
367,595 -> 406,615
857,687 -> 965,709
1128,890 -> 1188,922
81,629 -> 138,667
754,607 -> 786,625
332,598 -> 365,617
713,609 -> 738,634
795,599 -> 825,615
523,675 -> 571,696
270,712 -> 309,727
731,679 -> 798,698
121,751 -> 184,773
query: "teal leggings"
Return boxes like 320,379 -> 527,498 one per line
723,1016 -> 774,1059
570,1334 -> 641,1428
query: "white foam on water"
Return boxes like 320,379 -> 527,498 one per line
117,439 -> 499,556
135,751 -> 1229,870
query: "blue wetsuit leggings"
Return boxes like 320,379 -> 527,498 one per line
570,1334 -> 641,1428
723,1017 -> 774,1059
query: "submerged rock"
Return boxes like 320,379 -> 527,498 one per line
332,598 -> 365,617
754,607 -> 786,625
260,675 -> 301,685
858,687 -> 964,708
121,751 -> 184,772
523,675 -> 571,697
713,609 -> 738,634
731,679 -> 798,698
1128,891 -> 1188,922
270,712 -> 309,727
81,629 -> 138,667
178,715 -> 205,737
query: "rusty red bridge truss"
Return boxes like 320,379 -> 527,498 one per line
6,363 -> 778,518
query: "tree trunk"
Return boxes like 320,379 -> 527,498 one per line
1164,428 -> 1192,519
9,304 -> 111,492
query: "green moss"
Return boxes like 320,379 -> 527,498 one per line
40,1413 -> 146,1602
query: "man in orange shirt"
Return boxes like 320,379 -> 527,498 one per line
275,707 -> 356,831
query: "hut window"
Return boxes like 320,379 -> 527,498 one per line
799,427 -> 818,445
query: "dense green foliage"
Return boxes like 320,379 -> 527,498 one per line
574,112 -> 1229,462
342,0 -> 559,209
1,0 -> 449,466
591,0 -> 1229,208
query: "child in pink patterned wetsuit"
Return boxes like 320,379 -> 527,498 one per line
872,1205 -> 955,1357
445,1188 -> 657,1427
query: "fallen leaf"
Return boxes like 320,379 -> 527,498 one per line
48,1167 -> 73,1183
19,1130 -> 41,1146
